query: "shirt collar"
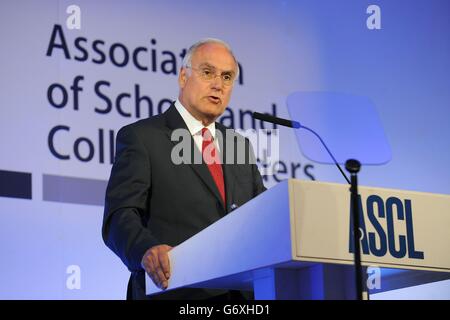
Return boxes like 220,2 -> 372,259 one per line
174,99 -> 216,138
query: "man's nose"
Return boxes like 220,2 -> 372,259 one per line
210,75 -> 224,90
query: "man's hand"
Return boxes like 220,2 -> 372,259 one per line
141,244 -> 173,290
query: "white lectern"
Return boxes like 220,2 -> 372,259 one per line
146,179 -> 450,299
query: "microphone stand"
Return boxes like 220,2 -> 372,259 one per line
346,159 -> 364,300
252,112 -> 366,300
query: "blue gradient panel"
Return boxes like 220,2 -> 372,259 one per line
286,91 -> 391,165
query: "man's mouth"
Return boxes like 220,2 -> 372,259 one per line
207,96 -> 221,104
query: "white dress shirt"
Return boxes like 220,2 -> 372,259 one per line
174,99 -> 221,153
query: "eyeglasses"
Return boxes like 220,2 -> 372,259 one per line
186,65 -> 236,86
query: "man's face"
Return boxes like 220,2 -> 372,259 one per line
178,43 -> 237,125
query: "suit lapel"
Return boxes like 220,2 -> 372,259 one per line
216,123 -> 235,213
164,104 -> 226,211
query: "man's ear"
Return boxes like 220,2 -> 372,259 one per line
179,67 -> 187,88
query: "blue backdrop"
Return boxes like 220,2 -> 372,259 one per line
0,0 -> 449,299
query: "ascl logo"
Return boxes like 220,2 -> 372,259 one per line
349,195 -> 424,259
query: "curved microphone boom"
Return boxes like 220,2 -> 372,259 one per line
252,112 -> 350,185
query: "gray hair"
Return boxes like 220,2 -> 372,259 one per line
182,38 -> 240,78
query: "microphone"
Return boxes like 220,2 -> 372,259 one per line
252,112 -> 351,185
253,112 -> 301,129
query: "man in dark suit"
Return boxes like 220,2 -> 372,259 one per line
102,38 -> 266,300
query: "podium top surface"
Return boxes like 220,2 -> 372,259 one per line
146,179 -> 450,295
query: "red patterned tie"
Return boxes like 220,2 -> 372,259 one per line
201,128 -> 225,205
